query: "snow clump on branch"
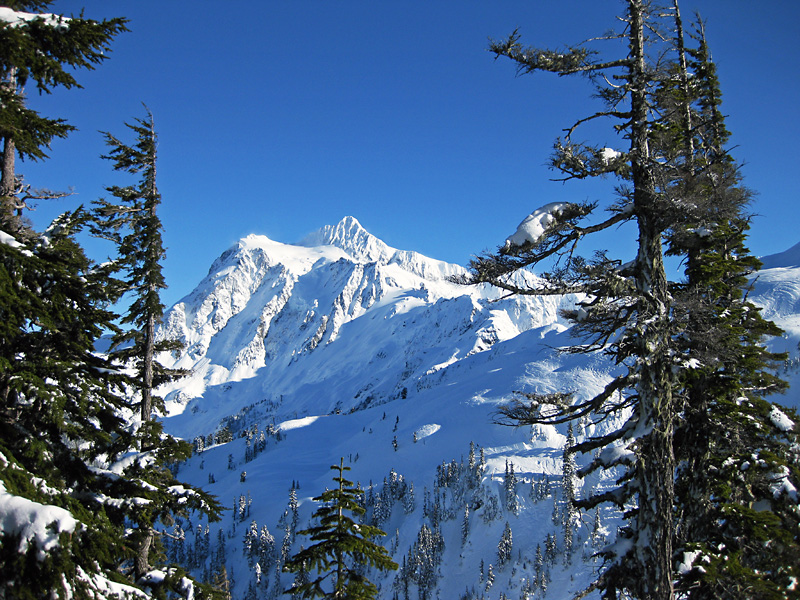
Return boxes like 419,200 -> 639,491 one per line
504,202 -> 573,249
0,7 -> 67,27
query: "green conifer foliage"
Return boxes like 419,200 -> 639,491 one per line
0,10 -> 221,590
0,1 -> 127,232
0,211 -> 144,598
473,3 -> 680,596
91,109 -> 223,585
471,3 -> 795,598
93,107 -> 186,426
284,458 -> 398,599
661,15 -> 800,598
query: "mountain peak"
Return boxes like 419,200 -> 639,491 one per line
299,216 -> 467,281
299,216 -> 394,264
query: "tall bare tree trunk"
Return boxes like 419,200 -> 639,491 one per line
628,2 -> 675,599
1,67 -> 20,232
141,312 -> 155,422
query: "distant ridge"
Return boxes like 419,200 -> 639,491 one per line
760,240 -> 800,269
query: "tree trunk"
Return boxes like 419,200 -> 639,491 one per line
628,2 -> 675,599
1,67 -> 20,232
335,458 -> 345,599
134,528 -> 154,581
141,312 -> 155,422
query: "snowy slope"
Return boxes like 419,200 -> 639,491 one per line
753,246 -> 800,403
155,220 -> 799,600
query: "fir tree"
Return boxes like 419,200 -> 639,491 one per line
284,458 -> 398,599
461,505 -> 470,546
0,157 -> 219,598
0,2 -> 127,234
485,563 -> 494,593
468,3 -> 789,597
89,109 -> 224,584
0,210 -> 135,597
404,523 -> 444,600
661,12 -> 800,597
497,522 -> 513,566
92,107 -> 186,427
561,423 -> 578,563
504,459 -> 518,514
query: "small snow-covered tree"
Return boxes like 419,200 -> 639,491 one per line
504,459 -> 518,514
244,520 -> 260,565
498,522 -> 513,566
461,505 -> 470,545
485,563 -> 495,593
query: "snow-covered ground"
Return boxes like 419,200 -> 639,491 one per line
153,217 -> 798,599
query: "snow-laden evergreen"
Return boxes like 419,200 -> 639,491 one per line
149,218 -> 798,599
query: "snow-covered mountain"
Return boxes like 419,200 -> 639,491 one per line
155,217 -> 799,600
157,216 -> 582,438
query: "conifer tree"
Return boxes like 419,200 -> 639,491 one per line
0,210 -> 135,597
471,3 -> 683,596
92,107 -> 186,427
0,2 -> 127,234
0,183 -> 219,598
561,423 -> 578,563
0,5 -> 204,598
473,3 -> 796,598
284,458 -> 398,599
497,522 -> 513,566
461,505 -> 470,545
90,109 -> 223,585
660,12 -> 800,598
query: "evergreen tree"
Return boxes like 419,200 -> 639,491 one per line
534,544 -> 543,589
660,12 -> 800,598
284,458 -> 398,599
210,564 -> 232,600
0,188 -> 219,597
92,107 -> 186,427
497,522 -> 513,566
485,563 -> 494,593
504,459 -> 518,514
90,109 -> 222,585
467,2 -> 789,597
561,423 -> 578,563
0,7 -> 227,597
0,2 -> 127,234
0,210 -> 134,597
461,505 -> 470,545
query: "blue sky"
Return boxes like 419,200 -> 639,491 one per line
24,1 -> 800,307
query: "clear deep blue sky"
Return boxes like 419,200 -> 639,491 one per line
24,1 -> 800,307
